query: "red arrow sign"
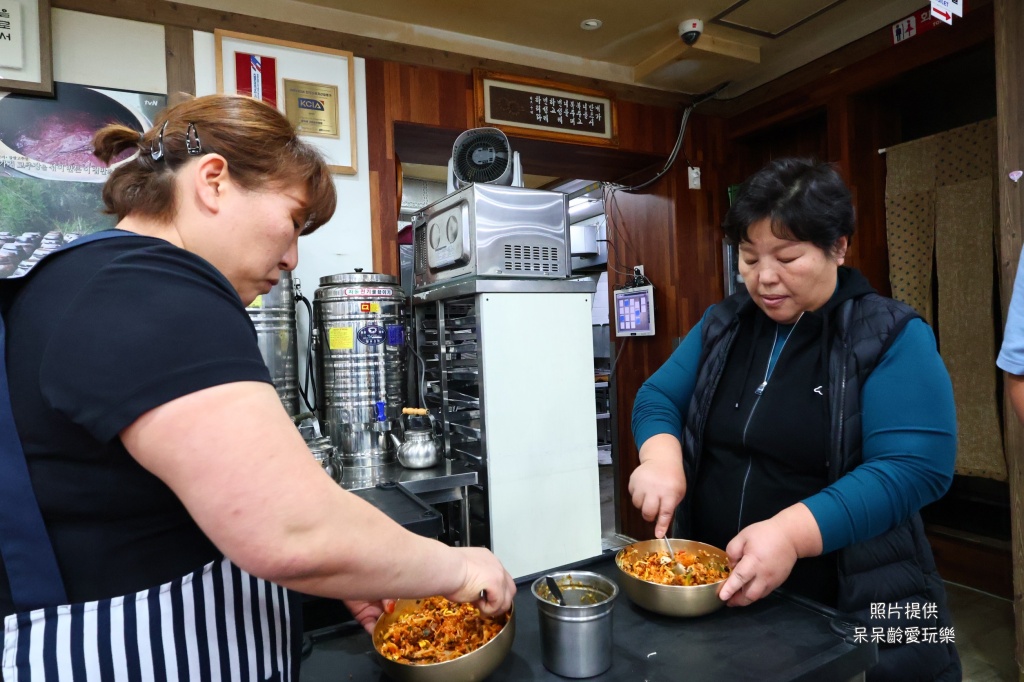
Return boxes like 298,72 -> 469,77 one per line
932,7 -> 951,21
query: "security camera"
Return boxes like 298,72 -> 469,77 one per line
679,19 -> 704,46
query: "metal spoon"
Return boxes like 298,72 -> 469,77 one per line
661,537 -> 690,577
545,576 -> 566,606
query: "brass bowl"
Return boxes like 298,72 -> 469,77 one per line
614,538 -> 729,617
372,599 -> 515,682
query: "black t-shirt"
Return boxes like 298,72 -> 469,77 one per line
0,233 -> 273,617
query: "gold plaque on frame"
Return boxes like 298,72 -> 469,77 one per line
283,79 -> 339,138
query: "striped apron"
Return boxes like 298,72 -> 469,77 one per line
0,232 -> 299,681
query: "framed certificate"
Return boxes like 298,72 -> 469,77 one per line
283,79 -> 339,138
215,29 -> 357,175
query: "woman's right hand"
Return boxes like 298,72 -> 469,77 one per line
443,547 -> 516,616
628,434 -> 687,538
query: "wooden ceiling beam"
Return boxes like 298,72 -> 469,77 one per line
633,41 -> 691,83
634,34 -> 759,84
693,34 -> 760,64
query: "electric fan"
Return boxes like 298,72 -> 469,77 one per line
446,127 -> 523,193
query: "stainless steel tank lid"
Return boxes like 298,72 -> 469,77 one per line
319,269 -> 398,287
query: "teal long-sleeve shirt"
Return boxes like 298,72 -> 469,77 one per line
631,309 -> 957,554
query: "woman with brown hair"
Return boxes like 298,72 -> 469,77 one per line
0,94 -> 515,680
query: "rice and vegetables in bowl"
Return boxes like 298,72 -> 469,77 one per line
614,538 -> 732,617
372,596 -> 515,682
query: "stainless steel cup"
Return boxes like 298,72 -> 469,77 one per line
531,571 -> 618,678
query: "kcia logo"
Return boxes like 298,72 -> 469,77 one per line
298,98 -> 325,110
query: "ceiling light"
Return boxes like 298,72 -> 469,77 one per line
580,19 -> 602,30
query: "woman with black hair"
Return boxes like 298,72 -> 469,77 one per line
629,158 -> 960,681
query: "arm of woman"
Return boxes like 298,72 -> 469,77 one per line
1007,374 -> 1024,425
802,318 -> 956,554
628,310 -> 707,537
997,247 -> 1024,423
120,381 -> 516,616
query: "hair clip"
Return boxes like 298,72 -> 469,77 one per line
185,122 -> 203,156
150,120 -> 168,161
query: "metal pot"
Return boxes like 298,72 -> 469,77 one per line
372,600 -> 515,682
306,436 -> 341,483
614,538 -> 728,617
389,408 -> 441,469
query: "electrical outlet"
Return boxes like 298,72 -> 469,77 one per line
688,166 -> 701,190
634,265 -> 644,278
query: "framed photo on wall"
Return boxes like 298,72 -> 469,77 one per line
0,0 -> 54,96
215,29 -> 357,175
474,70 -> 617,147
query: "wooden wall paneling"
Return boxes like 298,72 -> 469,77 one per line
845,94 -> 897,295
373,66 -> 676,275
612,113 -> 731,540
677,115 -> 730,331
725,111 -> 829,202
407,66 -> 441,125
827,96 -> 851,170
608,174 -> 680,540
366,61 -> 476,273
365,59 -> 394,275
826,95 -> 888,291
164,25 -> 195,99
994,0 -> 1024,674
727,3 -> 995,141
615,99 -> 672,156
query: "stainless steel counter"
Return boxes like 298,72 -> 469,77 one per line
340,459 -> 479,543
412,276 -> 597,303
339,458 -> 477,494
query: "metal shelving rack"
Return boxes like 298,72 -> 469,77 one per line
595,379 -> 612,463
415,295 -> 487,548
411,278 -> 603,577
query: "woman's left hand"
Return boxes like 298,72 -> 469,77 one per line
344,599 -> 395,634
717,503 -> 823,607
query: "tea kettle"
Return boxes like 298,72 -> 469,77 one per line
389,407 -> 442,469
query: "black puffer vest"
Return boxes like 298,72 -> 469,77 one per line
676,269 -> 961,682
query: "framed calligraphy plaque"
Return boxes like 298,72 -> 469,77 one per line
474,70 -> 616,147
0,0 -> 53,96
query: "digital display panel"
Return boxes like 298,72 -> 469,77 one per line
613,285 -> 655,337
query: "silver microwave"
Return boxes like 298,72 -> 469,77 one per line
412,183 -> 569,291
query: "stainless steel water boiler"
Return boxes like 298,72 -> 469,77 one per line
314,271 -> 407,467
247,270 -> 300,415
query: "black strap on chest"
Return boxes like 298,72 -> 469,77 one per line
0,230 -> 129,612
